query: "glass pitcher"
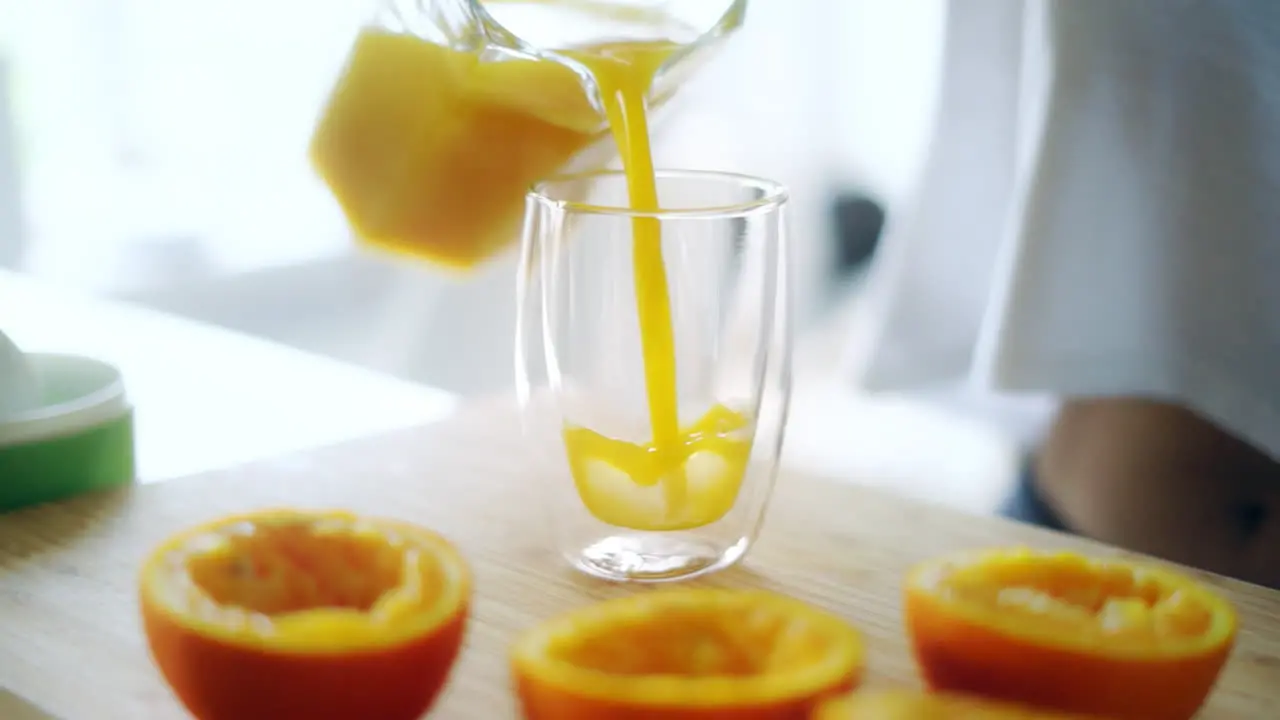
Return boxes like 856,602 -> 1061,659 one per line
308,0 -> 747,271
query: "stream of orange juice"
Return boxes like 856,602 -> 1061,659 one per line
310,24 -> 751,532
562,44 -> 752,531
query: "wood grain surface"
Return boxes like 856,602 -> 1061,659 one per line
1,397 -> 1279,719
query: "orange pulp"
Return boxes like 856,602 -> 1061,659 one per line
511,588 -> 864,719
138,509 -> 471,720
904,548 -> 1237,720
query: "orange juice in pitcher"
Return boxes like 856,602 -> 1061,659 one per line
309,0 -> 745,269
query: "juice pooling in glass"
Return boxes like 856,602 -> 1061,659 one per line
309,0 -> 745,269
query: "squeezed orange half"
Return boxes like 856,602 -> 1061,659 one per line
138,509 -> 471,720
511,588 -> 865,719
904,548 -> 1236,720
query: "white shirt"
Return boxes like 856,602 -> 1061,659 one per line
851,0 -> 1280,459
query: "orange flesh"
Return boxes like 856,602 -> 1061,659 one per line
904,549 -> 1237,720
550,602 -> 840,676
145,514 -> 463,651
924,553 -> 1219,650
187,522 -> 407,614
513,590 -> 863,708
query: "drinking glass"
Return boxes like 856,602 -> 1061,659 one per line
516,169 -> 791,582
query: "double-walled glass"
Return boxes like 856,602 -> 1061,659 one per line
516,169 -> 791,582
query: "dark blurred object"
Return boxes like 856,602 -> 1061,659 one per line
830,191 -> 885,277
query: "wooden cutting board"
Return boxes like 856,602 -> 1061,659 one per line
1,398 -> 1279,719
0,689 -> 58,720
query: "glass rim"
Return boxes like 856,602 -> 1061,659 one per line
527,169 -> 789,220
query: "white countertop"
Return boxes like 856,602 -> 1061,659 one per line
0,270 -> 458,482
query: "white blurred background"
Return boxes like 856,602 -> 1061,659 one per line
0,0 -> 1039,512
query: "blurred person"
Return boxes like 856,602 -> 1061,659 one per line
849,0 -> 1280,587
